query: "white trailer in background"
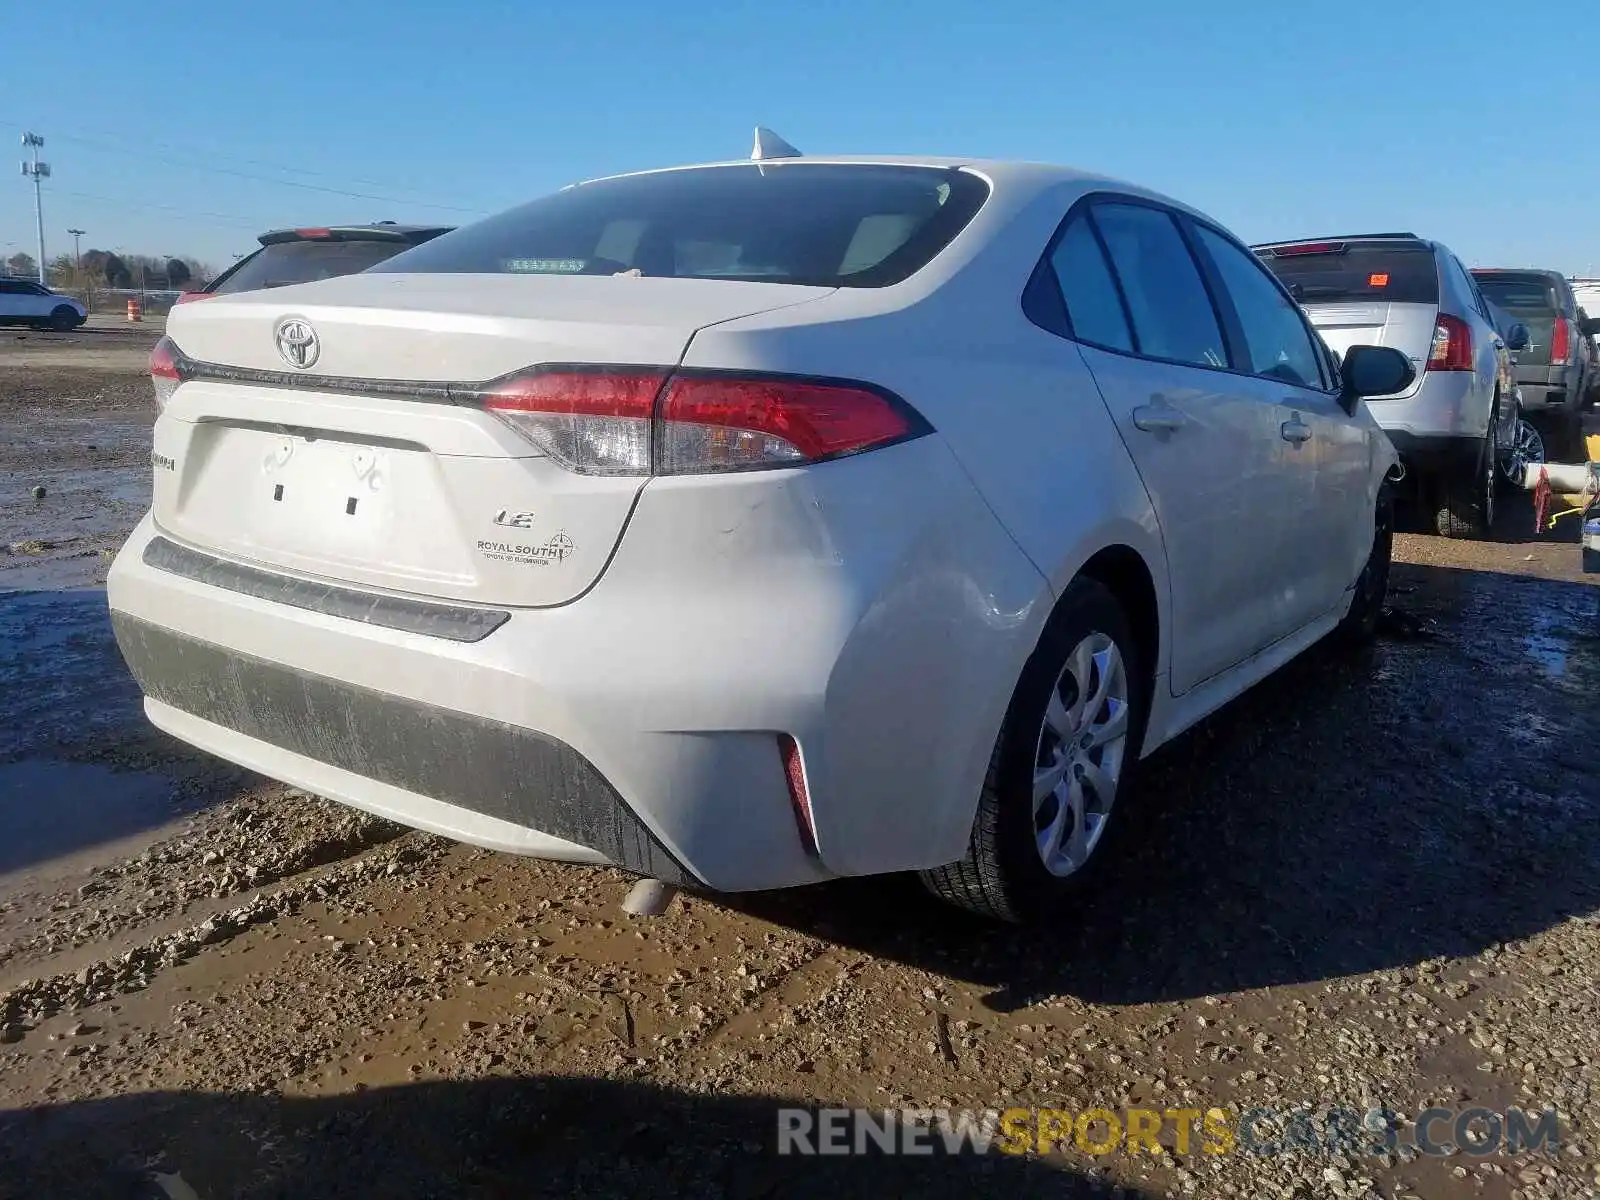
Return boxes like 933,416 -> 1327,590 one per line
1571,276 -> 1600,351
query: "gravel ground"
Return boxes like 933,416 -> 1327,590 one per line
1,334 -> 1597,1199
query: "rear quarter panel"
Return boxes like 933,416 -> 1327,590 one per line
681,179 -> 1173,870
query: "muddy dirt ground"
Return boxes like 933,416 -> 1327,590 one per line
1,325 -> 1597,1199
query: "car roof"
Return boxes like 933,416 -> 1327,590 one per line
1470,267 -> 1564,279
1251,232 -> 1437,252
571,154 -> 1143,194
562,154 -> 1231,238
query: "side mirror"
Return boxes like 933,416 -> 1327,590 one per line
1580,316 -> 1600,337
1340,345 -> 1415,412
1505,323 -> 1530,352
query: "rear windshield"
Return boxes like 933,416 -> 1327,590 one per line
210,239 -> 411,295
1472,273 -> 1560,314
1256,243 -> 1439,305
370,163 -> 990,288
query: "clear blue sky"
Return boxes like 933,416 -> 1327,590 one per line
4,0 -> 1598,276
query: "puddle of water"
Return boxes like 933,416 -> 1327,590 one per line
0,589 -> 144,760
0,760 -> 177,878
1520,602 -> 1599,687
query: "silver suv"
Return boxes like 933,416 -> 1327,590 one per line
1254,233 -> 1522,539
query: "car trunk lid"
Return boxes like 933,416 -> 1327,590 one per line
153,273 -> 832,608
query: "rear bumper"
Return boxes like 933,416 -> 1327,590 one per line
1517,378 -> 1578,412
1365,370 -> 1488,440
113,612 -> 690,882
106,437 -> 1049,891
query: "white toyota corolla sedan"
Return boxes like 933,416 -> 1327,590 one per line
107,141 -> 1413,923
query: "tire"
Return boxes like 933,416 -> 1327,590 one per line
48,306 -> 78,332
1497,410 -> 1545,492
1335,483 -> 1393,646
919,578 -> 1149,924
1433,431 -> 1495,539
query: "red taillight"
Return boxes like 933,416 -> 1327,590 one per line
1550,317 -> 1571,365
482,369 -> 665,475
657,374 -> 918,473
1268,241 -> 1346,256
479,367 -> 926,476
1428,313 -> 1474,372
149,336 -> 183,411
173,291 -> 212,305
778,734 -> 817,855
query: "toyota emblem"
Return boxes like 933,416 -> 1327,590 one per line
274,317 -> 320,370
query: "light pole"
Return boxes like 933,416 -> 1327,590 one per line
20,132 -> 50,285
67,228 -> 85,272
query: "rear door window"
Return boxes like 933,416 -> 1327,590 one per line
1048,214 -> 1134,352
1091,202 -> 1228,369
209,239 -> 412,295
1257,243 -> 1439,305
1192,224 -> 1326,390
371,163 -> 989,287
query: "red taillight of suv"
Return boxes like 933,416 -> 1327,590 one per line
1550,317 -> 1572,365
480,367 -> 929,477
1427,313 -> 1474,372
149,335 -> 185,411
173,291 -> 213,305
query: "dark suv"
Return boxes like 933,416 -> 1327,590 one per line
182,223 -> 454,303
1470,268 -> 1600,455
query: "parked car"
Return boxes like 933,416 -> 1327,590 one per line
0,277 -> 87,331
179,222 -> 455,302
1470,267 -> 1600,458
1484,297 -> 1546,484
1254,233 -> 1519,538
108,146 -> 1413,925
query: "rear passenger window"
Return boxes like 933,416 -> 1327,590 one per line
1193,224 -> 1326,390
1092,203 -> 1228,369
1049,215 -> 1133,352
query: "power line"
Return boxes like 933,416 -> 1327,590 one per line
2,119 -> 484,215
0,116 -> 437,193
48,187 -> 265,232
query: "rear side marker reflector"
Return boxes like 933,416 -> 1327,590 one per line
778,734 -> 817,856
149,335 -> 184,412
481,366 -> 930,477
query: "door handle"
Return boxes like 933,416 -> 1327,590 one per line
1132,404 -> 1187,433
1280,417 -> 1312,444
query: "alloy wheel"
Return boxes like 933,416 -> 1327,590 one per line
1032,633 -> 1129,877
1499,417 -> 1545,485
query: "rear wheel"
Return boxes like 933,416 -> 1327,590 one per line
48,306 -> 77,332
1433,431 -> 1495,539
920,579 -> 1147,924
